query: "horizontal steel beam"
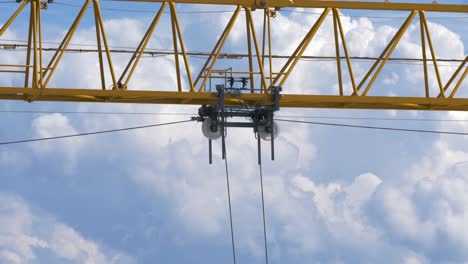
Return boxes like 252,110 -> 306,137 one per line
112,0 -> 468,12
2,88 -> 468,111
2,1 -> 466,112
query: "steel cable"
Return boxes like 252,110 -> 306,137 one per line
276,119 -> 468,136
224,152 -> 237,264
5,109 -> 468,123
0,119 -> 193,146
259,161 -> 269,264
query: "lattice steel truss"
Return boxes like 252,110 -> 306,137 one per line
0,0 -> 467,110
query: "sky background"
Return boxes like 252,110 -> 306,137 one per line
1,0 -> 468,263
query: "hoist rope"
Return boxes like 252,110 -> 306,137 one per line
224,152 -> 237,264
259,161 -> 269,264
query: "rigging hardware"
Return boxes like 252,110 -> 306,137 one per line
193,84 -> 281,164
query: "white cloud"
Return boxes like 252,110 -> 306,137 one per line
0,22 -> 23,88
403,140 -> 468,186
30,113 -> 84,173
50,224 -> 109,264
368,141 -> 468,262
0,193 -> 44,264
0,192 -> 135,264
1,4 -> 467,263
383,71 -> 399,85
403,252 -> 429,264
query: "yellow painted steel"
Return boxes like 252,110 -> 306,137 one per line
332,9 -> 343,96
0,70 -> 25,74
245,8 -> 268,92
420,11 -> 444,98
0,0 -> 28,36
451,67 -> 468,99
37,0 -> 43,89
261,10 -> 267,92
170,3 -> 195,92
24,2 -> 33,88
94,5 -> 106,90
0,64 -> 32,68
121,3 -> 167,90
419,11 -> 429,98
334,9 -> 357,95
267,10 -> 273,91
113,0 -> 468,12
118,3 -> 165,88
93,0 -> 118,90
170,4 -> 182,92
274,8 -> 330,87
42,0 -> 91,88
245,9 -> 254,93
356,11 -> 414,95
197,6 -> 241,92
361,11 -> 416,96
0,0 -> 467,110
31,0 -> 38,89
2,87 -> 468,111
445,56 -> 468,97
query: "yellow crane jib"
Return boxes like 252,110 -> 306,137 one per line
0,0 -> 467,110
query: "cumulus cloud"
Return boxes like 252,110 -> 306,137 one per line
366,141 -> 468,263
50,224 -> 116,264
30,113 -> 84,173
0,193 -> 45,264
246,139 -> 468,263
0,192 -> 135,264
1,3 -> 467,264
100,11 -> 465,261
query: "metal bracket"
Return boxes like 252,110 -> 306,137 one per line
195,84 -> 281,164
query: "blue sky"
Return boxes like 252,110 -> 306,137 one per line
0,0 -> 468,263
